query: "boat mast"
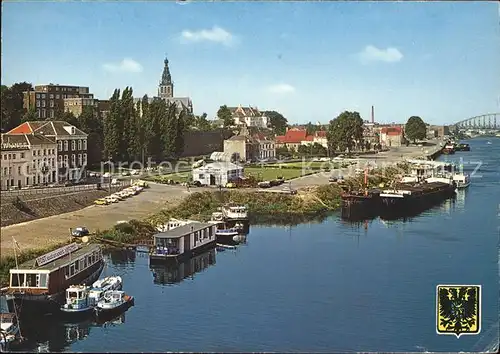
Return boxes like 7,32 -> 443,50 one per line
11,237 -> 24,341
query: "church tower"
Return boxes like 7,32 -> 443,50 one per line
158,56 -> 174,98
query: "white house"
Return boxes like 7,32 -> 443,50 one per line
192,162 -> 244,186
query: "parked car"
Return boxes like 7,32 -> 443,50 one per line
94,198 -> 109,205
72,227 -> 90,237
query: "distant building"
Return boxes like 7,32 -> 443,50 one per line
223,127 -> 275,162
134,56 -> 193,116
1,133 -> 58,190
427,125 -> 450,138
300,131 -> 328,149
275,128 -> 308,151
23,84 -> 94,120
380,126 -> 403,147
192,161 -> 244,186
227,105 -> 269,128
8,121 -> 88,182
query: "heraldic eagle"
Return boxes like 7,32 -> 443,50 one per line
438,286 -> 478,334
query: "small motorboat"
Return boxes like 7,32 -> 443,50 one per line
232,234 -> 247,244
89,276 -> 122,306
0,312 -> 20,350
94,291 -> 134,319
60,285 -> 93,318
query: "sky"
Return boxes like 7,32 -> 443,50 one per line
2,1 -> 500,125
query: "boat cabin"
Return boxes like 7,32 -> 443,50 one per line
151,222 -> 216,261
7,243 -> 103,296
64,285 -> 90,309
222,204 -> 248,220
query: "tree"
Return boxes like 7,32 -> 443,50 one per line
21,108 -> 37,123
405,116 -> 427,143
217,105 -> 233,127
327,111 -> 364,153
195,112 -> 213,131
103,89 -> 121,161
1,82 -> 33,132
264,110 -> 288,135
147,98 -> 166,161
78,106 -> 104,165
305,121 -> 319,136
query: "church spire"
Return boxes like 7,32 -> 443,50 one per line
158,55 -> 174,98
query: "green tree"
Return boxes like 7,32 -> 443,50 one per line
327,111 -> 364,153
103,89 -> 121,161
305,121 -> 319,136
405,116 -> 427,143
276,146 -> 291,159
264,110 -> 288,135
1,82 -> 33,131
174,110 -> 186,157
21,108 -> 37,123
147,98 -> 166,161
78,105 -> 104,164
136,99 -> 147,163
161,102 -> 179,159
195,112 -> 213,131
121,87 -> 138,161
217,105 -> 234,127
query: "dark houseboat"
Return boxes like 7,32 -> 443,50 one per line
341,189 -> 381,221
378,181 -> 456,220
4,243 -> 104,317
150,222 -> 217,264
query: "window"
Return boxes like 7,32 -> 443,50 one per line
56,87 -> 59,91
18,166 -> 21,174
49,94 -> 54,99
78,154 -> 82,166
49,100 -> 54,107
38,274 -> 48,288
21,152 -> 25,159
71,154 -> 76,166
3,167 -> 6,175
58,141 -> 63,151
12,154 -> 16,159
78,140 -> 82,150
42,100 -> 46,107
83,140 -> 87,150
71,140 -> 75,150
56,94 -> 60,99
36,93 -> 40,99
10,273 -> 25,287
37,110 -> 41,118
36,101 -> 40,107
26,177 -> 29,185
26,166 -> 29,174
58,155 -> 62,163
49,110 -> 54,119
41,94 -> 46,99
83,153 -> 87,164
41,109 -> 46,118
64,140 -> 68,151
43,149 -> 46,156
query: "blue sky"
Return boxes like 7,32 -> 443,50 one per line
2,1 -> 499,125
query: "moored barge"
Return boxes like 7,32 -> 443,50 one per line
341,189 -> 381,221
4,243 -> 104,317
378,181 -> 456,220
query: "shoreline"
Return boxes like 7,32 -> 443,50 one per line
0,141 -> 444,285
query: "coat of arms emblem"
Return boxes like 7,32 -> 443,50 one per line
436,285 -> 481,338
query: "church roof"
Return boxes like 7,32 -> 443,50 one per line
160,56 -> 172,86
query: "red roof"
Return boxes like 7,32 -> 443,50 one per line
276,128 -> 307,144
315,131 -> 327,138
304,135 -> 314,141
380,126 -> 402,135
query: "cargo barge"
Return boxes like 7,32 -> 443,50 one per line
378,181 -> 457,220
340,189 -> 381,221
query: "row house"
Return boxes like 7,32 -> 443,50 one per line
7,121 -> 88,182
1,133 -> 58,190
228,105 -> 269,128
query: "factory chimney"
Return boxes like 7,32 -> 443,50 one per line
371,105 -> 375,124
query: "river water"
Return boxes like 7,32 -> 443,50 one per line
8,137 -> 500,353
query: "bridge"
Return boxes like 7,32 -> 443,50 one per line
452,113 -> 500,130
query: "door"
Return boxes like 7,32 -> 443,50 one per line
184,235 -> 191,253
209,174 -> 216,185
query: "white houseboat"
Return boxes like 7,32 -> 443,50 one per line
150,222 -> 217,263
5,243 -> 104,316
156,218 -> 198,232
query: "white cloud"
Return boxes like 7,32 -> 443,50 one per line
358,45 -> 403,64
102,58 -> 143,73
267,83 -> 296,94
180,26 -> 234,45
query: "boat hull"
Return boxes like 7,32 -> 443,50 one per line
95,297 -> 134,322
7,260 -> 104,317
379,183 -> 456,220
341,192 -> 381,221
150,240 -> 216,264
58,306 -> 94,321
216,231 -> 240,245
